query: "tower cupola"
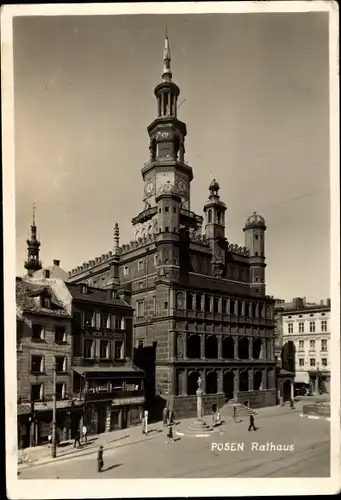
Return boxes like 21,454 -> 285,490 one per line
203,179 -> 227,240
24,204 -> 42,276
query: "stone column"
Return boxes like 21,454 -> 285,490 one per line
218,369 -> 223,393
169,288 -> 175,313
290,380 -> 294,401
183,292 -> 187,311
255,302 -> 259,318
234,336 -> 239,359
260,338 -> 266,359
200,334 -> 205,359
201,294 -> 205,312
197,387 -> 204,419
182,369 -> 187,396
218,298 -> 222,313
226,299 -> 230,314
105,405 -> 111,433
235,299 -> 239,317
248,338 -> 253,360
161,93 -> 165,115
233,369 -> 240,398
248,369 -> 254,391
218,335 -> 223,360
241,301 -> 245,316
209,296 -> 213,313
193,294 -> 197,311
262,369 -> 267,390
183,332 -> 187,359
158,97 -> 161,117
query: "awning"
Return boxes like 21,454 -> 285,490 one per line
73,365 -> 144,376
294,371 -> 310,384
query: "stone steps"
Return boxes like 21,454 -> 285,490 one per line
219,400 -> 257,418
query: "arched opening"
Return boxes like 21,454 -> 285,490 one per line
253,338 -> 262,359
208,209 -> 212,223
239,370 -> 248,392
188,371 -> 199,395
267,369 -> 274,390
205,335 -> 218,359
187,334 -> 201,359
206,371 -> 217,394
238,337 -> 249,359
254,370 -> 262,390
222,336 -> 234,359
282,379 -> 291,401
223,370 -> 234,399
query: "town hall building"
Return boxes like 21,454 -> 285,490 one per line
68,36 -> 277,418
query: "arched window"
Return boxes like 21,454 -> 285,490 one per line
187,371 -> 199,395
205,335 -> 218,359
208,210 -> 212,223
187,334 -> 201,359
222,336 -> 234,359
238,337 -> 249,359
206,371 -> 217,394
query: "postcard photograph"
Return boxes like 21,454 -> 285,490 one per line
2,1 -> 340,498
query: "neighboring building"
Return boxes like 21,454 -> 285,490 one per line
275,297 -> 331,394
67,35 -> 277,418
66,283 -> 145,434
16,277 -> 74,448
33,259 -> 69,281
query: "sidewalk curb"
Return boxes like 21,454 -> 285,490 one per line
18,431 -> 163,471
299,413 -> 330,422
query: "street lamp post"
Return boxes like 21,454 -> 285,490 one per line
51,361 -> 57,458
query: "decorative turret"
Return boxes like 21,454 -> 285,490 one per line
113,223 -> 120,256
203,180 -> 227,278
24,203 -> 42,276
243,211 -> 267,296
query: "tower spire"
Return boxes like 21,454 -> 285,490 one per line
162,31 -> 172,82
24,203 -> 42,276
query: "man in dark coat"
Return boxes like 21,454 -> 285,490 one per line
97,445 -> 104,472
248,413 -> 257,431
163,407 -> 168,427
73,428 -> 81,448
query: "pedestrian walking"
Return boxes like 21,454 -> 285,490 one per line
169,409 -> 175,425
73,428 -> 81,448
47,433 -> 52,448
97,445 -> 104,472
163,407 -> 168,427
166,424 -> 174,444
233,406 -> 237,423
212,410 -> 216,426
216,411 -> 221,426
82,424 -> 88,443
143,410 -> 148,435
248,413 -> 257,431
290,399 -> 295,410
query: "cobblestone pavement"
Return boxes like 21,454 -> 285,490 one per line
18,403 -> 330,479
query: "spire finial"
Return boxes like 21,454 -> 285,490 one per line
162,31 -> 172,82
32,203 -> 36,226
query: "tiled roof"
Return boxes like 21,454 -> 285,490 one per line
33,265 -> 69,280
66,283 -> 132,309
16,278 -> 71,318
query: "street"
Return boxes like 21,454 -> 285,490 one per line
19,409 -> 330,479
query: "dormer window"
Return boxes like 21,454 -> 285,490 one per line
81,284 -> 88,294
41,295 -> 51,308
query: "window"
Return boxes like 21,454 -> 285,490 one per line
115,316 -> 122,329
165,226 -> 169,232
298,322 -> 304,333
321,320 -> 328,332
299,340 -> 304,351
55,356 -> 67,372
101,313 -> 110,329
309,322 -> 315,333
187,293 -> 193,310
123,266 -> 129,276
55,326 -> 66,343
137,338 -> 145,348
165,206 -> 169,213
137,301 -> 144,317
138,260 -> 144,271
41,296 -> 51,308
164,301 -> 168,310
95,312 -> 101,329
56,383 -> 66,400
31,355 -> 44,373
139,282 -> 143,289
84,310 -> 94,327
32,323 -> 44,340
154,255 -> 158,266
100,340 -> 110,359
288,323 -> 293,334
321,339 -> 327,351
299,358 -> 304,367
115,341 -> 124,359
321,358 -> 328,367
309,339 -> 315,350
81,284 -> 88,294
84,339 -> 94,358
173,207 -> 176,213
310,358 -> 316,367
31,383 -> 43,402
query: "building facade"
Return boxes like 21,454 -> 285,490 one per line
67,283 -> 145,434
67,36 -> 277,418
275,297 -> 331,394
16,277 -> 75,448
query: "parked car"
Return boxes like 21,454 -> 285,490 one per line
294,385 -> 310,396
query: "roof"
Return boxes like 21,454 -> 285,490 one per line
16,278 -> 71,318
33,265 -> 69,281
66,283 -> 132,309
73,365 -> 144,376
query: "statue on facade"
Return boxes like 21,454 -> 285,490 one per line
197,376 -> 202,389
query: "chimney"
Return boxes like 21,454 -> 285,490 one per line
327,298 -> 331,308
43,269 -> 50,278
53,259 -> 60,267
320,299 -> 324,306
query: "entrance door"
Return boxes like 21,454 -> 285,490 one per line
121,408 -> 128,429
97,406 -> 107,434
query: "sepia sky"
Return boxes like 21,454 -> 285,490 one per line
13,12 -> 330,302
